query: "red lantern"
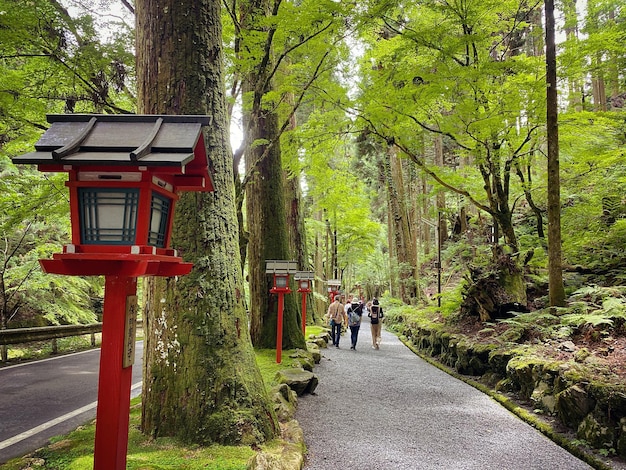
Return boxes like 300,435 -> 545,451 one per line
265,260 -> 297,363
12,114 -> 214,470
295,271 -> 314,335
326,279 -> 341,303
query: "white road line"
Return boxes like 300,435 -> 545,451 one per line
0,382 -> 142,451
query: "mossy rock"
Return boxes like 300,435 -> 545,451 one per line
429,330 -> 443,356
308,337 -> 327,349
306,343 -> 322,363
288,349 -> 315,371
506,358 -> 538,399
292,359 -> 313,372
587,383 -> 626,418
488,350 -> 515,377
531,380 -> 557,414
271,384 -> 298,422
275,368 -> 318,396
556,384 -> 596,429
616,417 -> 626,458
247,420 -> 305,470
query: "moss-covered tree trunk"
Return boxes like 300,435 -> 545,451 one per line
384,145 -> 418,303
136,0 -> 277,444
244,96 -> 306,349
545,0 -> 566,307
240,0 -> 306,350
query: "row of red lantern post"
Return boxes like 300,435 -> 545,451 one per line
265,260 -> 315,364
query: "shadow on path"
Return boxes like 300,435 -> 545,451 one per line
296,318 -> 592,470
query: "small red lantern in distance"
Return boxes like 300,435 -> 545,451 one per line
295,271 -> 314,335
326,279 -> 341,301
295,271 -> 314,293
12,114 -> 215,277
266,260 -> 297,294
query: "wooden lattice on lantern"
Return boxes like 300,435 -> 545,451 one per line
13,114 -> 214,277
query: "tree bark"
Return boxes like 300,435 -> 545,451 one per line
243,86 -> 306,350
234,0 -> 305,350
136,0 -> 277,444
545,0 -> 566,307
387,146 -> 418,302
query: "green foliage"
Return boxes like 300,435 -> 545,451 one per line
0,0 -> 133,328
0,0 -> 135,147
497,310 -> 561,342
0,164 -> 101,327
558,286 -> 626,330
558,111 -> 626,278
493,286 -> 626,343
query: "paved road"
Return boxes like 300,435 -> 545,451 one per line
296,319 -> 592,470
0,343 -> 143,464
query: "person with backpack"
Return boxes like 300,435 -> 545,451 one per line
368,298 -> 384,349
347,296 -> 364,350
326,295 -> 346,347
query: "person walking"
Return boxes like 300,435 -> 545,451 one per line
368,298 -> 384,349
347,296 -> 364,350
326,295 -> 346,348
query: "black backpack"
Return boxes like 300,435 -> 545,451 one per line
370,305 -> 380,324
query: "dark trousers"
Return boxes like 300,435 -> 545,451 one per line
331,321 -> 342,346
349,324 -> 360,348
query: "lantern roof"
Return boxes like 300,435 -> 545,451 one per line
265,260 -> 298,274
294,270 -> 315,280
13,114 -> 214,192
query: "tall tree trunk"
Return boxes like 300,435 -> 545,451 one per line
243,88 -> 306,350
606,9 -> 621,105
421,174 -> 432,256
238,0 -> 305,350
136,0 -> 277,444
313,209 -> 326,323
284,95 -> 316,326
382,146 -> 418,302
434,136 -> 448,249
545,0 -> 566,307
592,70 -> 607,111
563,0 -> 583,112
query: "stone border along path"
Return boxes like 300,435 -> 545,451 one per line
295,316 -> 593,470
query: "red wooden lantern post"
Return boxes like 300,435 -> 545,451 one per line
326,279 -> 341,303
266,260 -> 297,364
13,114 -> 215,470
295,271 -> 314,335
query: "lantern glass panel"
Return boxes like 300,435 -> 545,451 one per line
79,188 -> 139,244
148,192 -> 171,248
275,275 -> 288,288
300,280 -> 309,290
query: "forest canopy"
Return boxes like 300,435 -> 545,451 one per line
1,0 -> 626,331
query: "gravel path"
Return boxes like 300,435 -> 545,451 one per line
295,317 -> 592,470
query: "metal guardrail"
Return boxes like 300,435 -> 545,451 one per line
0,323 -> 104,346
